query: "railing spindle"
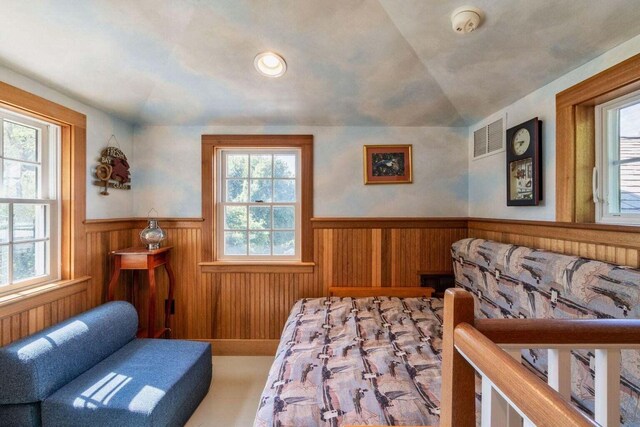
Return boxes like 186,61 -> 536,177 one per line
594,348 -> 621,427
481,377 -> 510,427
548,348 -> 571,399
505,349 -> 524,427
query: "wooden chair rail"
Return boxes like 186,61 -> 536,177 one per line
328,286 -> 434,298
454,322 -> 597,427
475,318 -> 640,346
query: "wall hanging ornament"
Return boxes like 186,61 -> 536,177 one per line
93,134 -> 131,195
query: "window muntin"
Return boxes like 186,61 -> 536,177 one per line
0,109 -> 59,290
217,149 -> 300,260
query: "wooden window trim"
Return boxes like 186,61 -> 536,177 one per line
556,52 -> 640,223
0,81 -> 87,282
201,135 -> 313,262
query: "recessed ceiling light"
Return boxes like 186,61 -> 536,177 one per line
254,52 -> 287,77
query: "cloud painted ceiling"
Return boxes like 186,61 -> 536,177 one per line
0,0 -> 639,126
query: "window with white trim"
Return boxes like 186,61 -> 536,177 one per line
217,149 -> 300,260
0,108 -> 59,290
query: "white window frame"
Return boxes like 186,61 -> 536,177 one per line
0,108 -> 60,292
595,88 -> 640,225
216,148 -> 301,261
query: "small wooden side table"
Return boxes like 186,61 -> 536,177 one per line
108,246 -> 175,338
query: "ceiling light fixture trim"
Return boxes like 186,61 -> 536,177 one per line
254,52 -> 287,77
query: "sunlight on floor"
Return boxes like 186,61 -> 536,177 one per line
186,356 -> 274,427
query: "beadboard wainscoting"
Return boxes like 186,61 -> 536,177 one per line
5,217 -> 640,352
467,219 -> 640,268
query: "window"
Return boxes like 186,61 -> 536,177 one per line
0,108 -> 59,290
202,135 -> 313,265
217,149 -> 300,260
595,89 -> 640,224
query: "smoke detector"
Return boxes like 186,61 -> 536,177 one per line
451,6 -> 484,34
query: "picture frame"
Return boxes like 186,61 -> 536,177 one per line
363,145 -> 413,184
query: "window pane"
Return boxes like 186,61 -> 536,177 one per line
274,179 -> 296,202
273,206 -> 295,229
249,206 -> 271,230
619,101 -> 640,213
274,155 -> 296,178
226,154 -> 248,178
0,204 -> 8,243
250,179 -> 272,202
0,245 -> 7,285
273,231 -> 295,255
13,204 -> 47,241
2,160 -> 38,198
250,155 -> 272,178
224,231 -> 247,255
249,231 -> 271,255
4,120 -> 37,162
226,179 -> 248,202
224,206 -> 247,229
13,241 -> 46,282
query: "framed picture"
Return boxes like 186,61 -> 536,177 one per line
363,145 -> 412,184
506,117 -> 542,206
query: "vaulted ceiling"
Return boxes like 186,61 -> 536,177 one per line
1,0 -> 639,126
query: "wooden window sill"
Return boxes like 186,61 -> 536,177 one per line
199,262 -> 315,273
0,276 -> 91,316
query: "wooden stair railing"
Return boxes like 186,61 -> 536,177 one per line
440,288 -> 640,427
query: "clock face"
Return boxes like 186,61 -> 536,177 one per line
512,128 -> 531,155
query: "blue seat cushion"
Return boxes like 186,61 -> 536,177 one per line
0,402 -> 41,427
41,339 -> 211,427
0,301 -> 138,404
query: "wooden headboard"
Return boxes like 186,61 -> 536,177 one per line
328,286 -> 434,298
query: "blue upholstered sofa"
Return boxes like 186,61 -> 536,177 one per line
0,301 -> 211,426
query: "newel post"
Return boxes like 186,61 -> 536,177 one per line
440,288 -> 476,427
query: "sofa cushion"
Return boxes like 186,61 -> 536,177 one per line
0,301 -> 138,405
41,339 -> 212,427
0,402 -> 41,427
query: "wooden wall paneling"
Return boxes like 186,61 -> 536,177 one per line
574,105 -> 595,223
468,219 -> 640,268
128,222 -> 203,339
0,286 -> 87,345
371,229 -> 382,287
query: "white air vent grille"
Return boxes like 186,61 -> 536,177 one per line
474,128 -> 487,157
473,118 -> 505,159
487,119 -> 503,152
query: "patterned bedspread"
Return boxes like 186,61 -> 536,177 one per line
254,296 -> 444,427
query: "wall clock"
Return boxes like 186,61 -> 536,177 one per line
506,117 -> 542,206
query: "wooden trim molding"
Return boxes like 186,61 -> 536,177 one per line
468,218 -> 640,249
0,276 -> 90,317
0,81 -> 87,280
201,135 -> 314,262
200,261 -> 315,273
195,338 -> 280,356
556,53 -> 640,223
329,286 -> 434,298
84,218 -> 204,233
311,217 -> 468,229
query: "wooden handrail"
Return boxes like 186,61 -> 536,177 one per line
475,318 -> 640,345
454,322 -> 597,427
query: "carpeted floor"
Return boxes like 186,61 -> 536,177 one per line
186,356 -> 274,427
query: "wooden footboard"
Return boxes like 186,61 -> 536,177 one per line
328,286 -> 434,298
441,289 -> 640,427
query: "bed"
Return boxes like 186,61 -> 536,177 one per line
253,290 -> 444,427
